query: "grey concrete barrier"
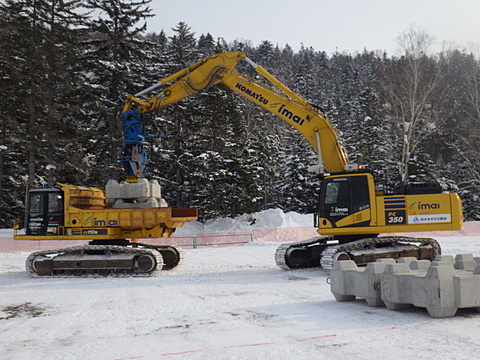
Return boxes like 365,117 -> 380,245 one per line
330,254 -> 480,318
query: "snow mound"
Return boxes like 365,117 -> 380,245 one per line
176,208 -> 313,235
0,229 -> 14,238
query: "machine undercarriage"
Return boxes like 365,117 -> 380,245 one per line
275,236 -> 440,271
26,241 -> 183,277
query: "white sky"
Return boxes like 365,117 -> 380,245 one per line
147,0 -> 480,56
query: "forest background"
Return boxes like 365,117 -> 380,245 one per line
0,0 -> 479,228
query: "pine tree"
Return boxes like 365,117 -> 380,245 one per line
146,22 -> 201,208
345,87 -> 398,182
277,130 -> 318,213
82,0 -> 154,183
255,40 -> 275,65
189,85 -> 263,218
197,33 -> 215,56
0,0 -> 88,225
0,0 -> 31,226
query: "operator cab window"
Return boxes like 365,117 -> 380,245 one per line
325,181 -> 350,205
350,176 -> 370,212
29,193 -> 44,215
48,192 -> 63,214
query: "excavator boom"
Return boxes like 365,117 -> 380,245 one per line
122,51 -> 349,178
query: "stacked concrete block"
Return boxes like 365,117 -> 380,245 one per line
330,255 -> 480,318
451,265 -> 480,315
381,261 -> 458,317
330,257 -> 430,307
106,178 -> 168,209
397,257 -> 431,271
454,254 -> 477,271
330,258 -> 396,306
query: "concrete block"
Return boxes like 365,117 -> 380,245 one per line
418,261 -> 457,318
380,260 -> 459,317
358,259 -> 396,306
475,264 -> 480,275
330,260 -> 358,302
454,275 -> 480,309
330,255 -> 480,318
380,263 -> 414,310
396,257 -> 418,265
106,178 -> 161,200
397,257 -> 431,271
109,197 -> 168,209
408,260 -> 431,271
105,178 -> 167,208
434,255 -> 455,266
454,254 -> 477,271
330,258 -> 395,306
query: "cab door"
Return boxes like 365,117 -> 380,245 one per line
318,174 -> 371,228
26,189 -> 64,235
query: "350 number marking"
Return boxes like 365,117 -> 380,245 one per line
388,216 -> 404,224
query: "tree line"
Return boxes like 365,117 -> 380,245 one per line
0,0 -> 479,228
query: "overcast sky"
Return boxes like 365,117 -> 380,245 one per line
147,0 -> 480,56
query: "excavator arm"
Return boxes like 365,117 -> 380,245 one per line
121,51 -> 349,179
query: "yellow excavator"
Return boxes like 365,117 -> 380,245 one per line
118,51 -> 463,270
14,51 -> 463,276
14,181 -> 197,276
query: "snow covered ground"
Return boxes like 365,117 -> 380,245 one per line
1,211 -> 480,360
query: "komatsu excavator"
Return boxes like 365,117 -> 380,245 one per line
118,51 -> 463,270
14,51 -> 463,275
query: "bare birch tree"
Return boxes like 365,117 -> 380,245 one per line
385,25 -> 451,181
463,52 -> 480,153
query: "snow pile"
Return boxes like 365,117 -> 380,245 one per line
176,208 -> 314,235
0,229 -> 14,238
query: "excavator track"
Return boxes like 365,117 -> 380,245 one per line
133,242 -> 184,270
275,236 -> 441,271
25,242 -> 184,277
319,236 -> 440,270
275,236 -> 333,270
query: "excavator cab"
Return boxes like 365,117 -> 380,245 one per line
317,173 -> 373,231
25,188 -> 65,236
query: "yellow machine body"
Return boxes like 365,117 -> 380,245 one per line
316,173 -> 463,236
14,183 -> 197,241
